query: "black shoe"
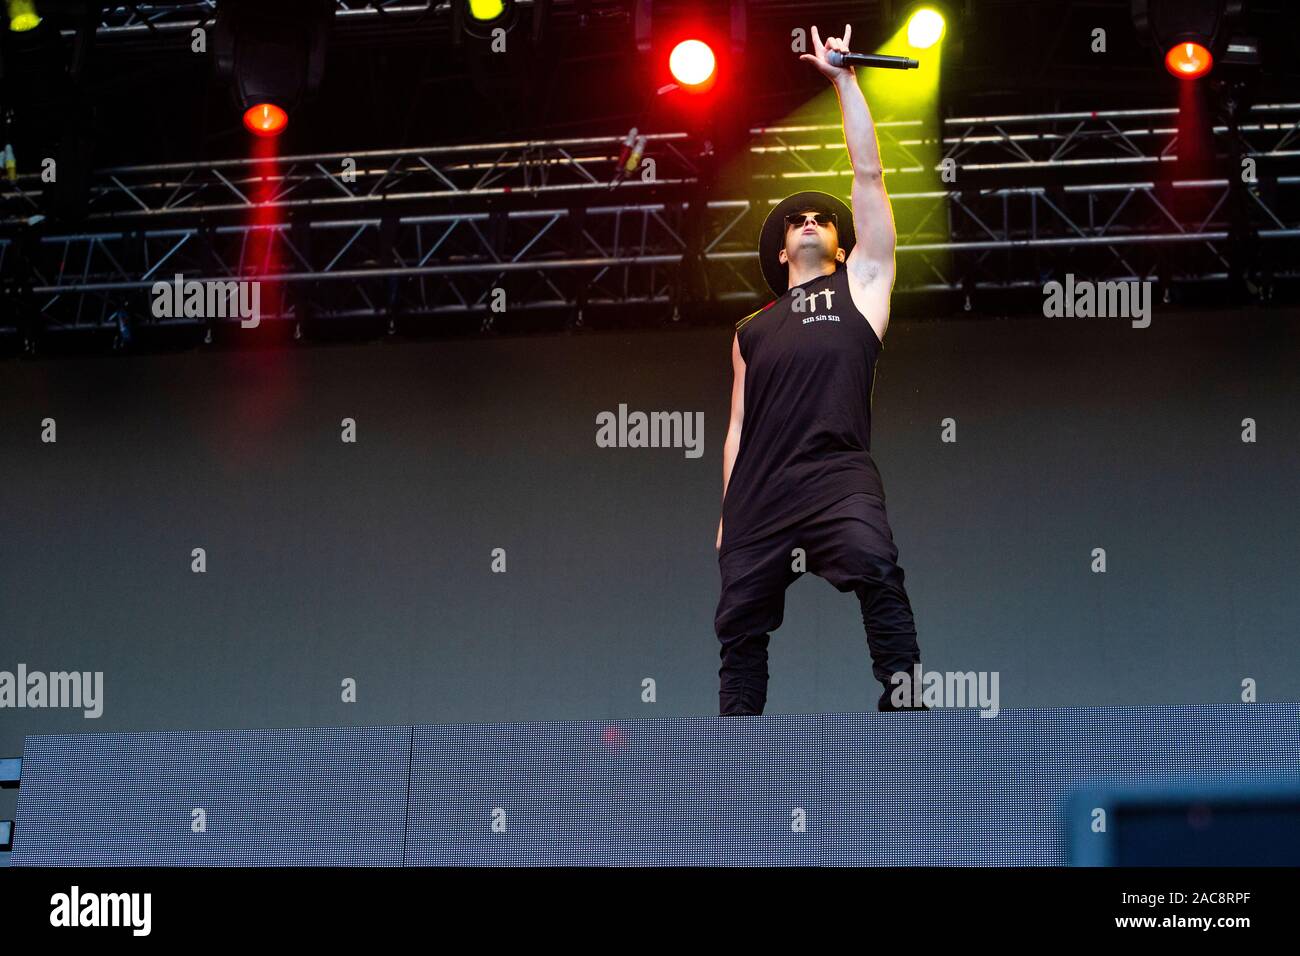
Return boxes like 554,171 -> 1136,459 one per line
877,690 -> 930,712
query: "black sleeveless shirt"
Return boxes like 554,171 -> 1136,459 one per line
721,265 -> 886,556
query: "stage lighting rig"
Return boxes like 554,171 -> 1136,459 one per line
641,0 -> 747,101
7,0 -> 39,32
467,0 -> 515,32
214,0 -> 335,136
453,0 -> 520,46
1132,0 -> 1249,81
906,7 -> 945,49
668,38 -> 716,89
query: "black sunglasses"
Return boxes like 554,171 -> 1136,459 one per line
785,212 -> 837,229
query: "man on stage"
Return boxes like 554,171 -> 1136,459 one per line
714,24 -> 925,715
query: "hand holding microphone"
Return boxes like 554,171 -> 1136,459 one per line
799,24 -> 919,82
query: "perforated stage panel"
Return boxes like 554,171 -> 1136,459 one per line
406,715 -> 825,866
10,727 -> 411,866
12,704 -> 1300,866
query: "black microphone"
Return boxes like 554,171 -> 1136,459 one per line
825,50 -> 919,70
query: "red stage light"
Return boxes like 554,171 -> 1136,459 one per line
669,39 -> 716,88
1164,41 -> 1212,80
243,102 -> 288,137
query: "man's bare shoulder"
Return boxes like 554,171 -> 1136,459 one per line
736,299 -> 779,334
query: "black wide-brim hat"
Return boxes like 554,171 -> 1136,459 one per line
758,190 -> 856,297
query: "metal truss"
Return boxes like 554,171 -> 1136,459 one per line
8,178 -> 1297,331
0,134 -> 702,226
896,176 -> 1300,298
750,103 -> 1300,183
85,2 -> 445,38
1,202 -> 758,329
5,104 -> 1293,228
3,105 -> 1298,335
82,1 -> 219,36
941,103 -> 1300,174
81,1 -> 865,39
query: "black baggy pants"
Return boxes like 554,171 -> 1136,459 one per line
714,492 -> 921,716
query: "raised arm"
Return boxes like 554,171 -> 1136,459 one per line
801,26 -> 898,329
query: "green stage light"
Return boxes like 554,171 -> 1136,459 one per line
468,0 -> 505,21
8,0 -> 41,32
906,8 -> 945,49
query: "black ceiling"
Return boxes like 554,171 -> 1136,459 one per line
3,0 -> 1297,169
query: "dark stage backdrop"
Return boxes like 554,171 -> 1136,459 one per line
2,308 -> 1298,778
